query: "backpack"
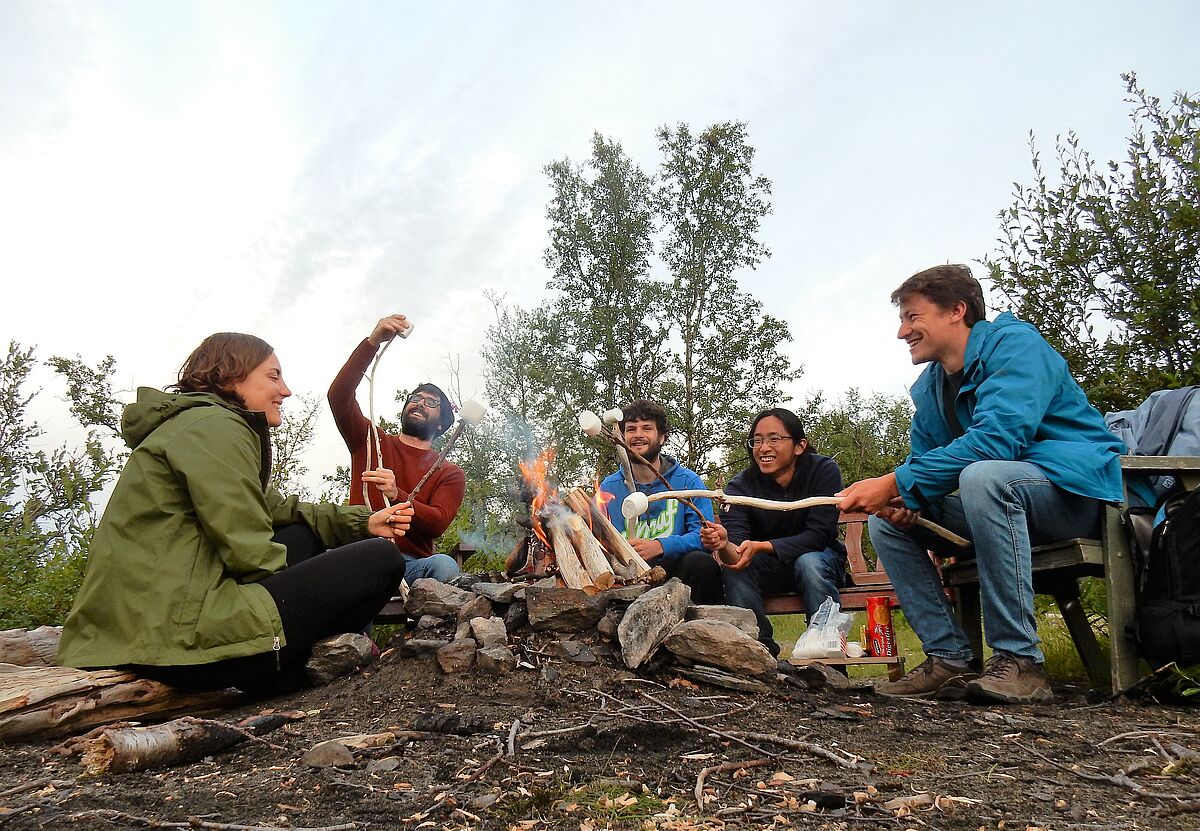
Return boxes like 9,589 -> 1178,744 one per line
1128,487 -> 1200,665
1106,386 -> 1200,508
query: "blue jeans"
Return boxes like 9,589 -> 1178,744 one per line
869,460 -> 1104,663
722,547 -> 846,656
402,553 -> 460,583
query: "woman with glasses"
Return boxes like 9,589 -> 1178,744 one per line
328,314 -> 466,583
700,408 -> 847,657
58,333 -> 414,694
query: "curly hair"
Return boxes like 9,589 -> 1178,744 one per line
890,264 -> 986,326
171,333 -> 274,407
621,399 -> 670,436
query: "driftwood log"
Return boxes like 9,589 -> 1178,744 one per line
0,663 -> 238,742
0,625 -> 63,667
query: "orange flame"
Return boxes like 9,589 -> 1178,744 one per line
519,447 -> 558,548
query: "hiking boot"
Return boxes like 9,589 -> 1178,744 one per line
874,656 -> 978,700
965,652 -> 1054,704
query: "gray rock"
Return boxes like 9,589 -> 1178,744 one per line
400,638 -> 450,657
449,572 -> 484,590
686,604 -> 758,638
305,633 -> 376,685
476,644 -> 517,674
676,665 -> 774,693
367,756 -> 402,773
552,639 -> 597,664
454,621 -> 473,641
596,607 -> 624,641
470,616 -> 508,648
503,601 -> 528,632
406,578 -> 475,618
456,594 -> 494,624
302,740 -> 355,769
526,585 -> 609,632
472,581 -> 524,604
436,638 -> 477,673
417,614 -> 442,630
790,661 -> 854,690
602,584 -> 651,602
617,578 -> 691,668
663,619 -> 777,677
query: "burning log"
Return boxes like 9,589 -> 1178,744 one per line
544,517 -> 596,593
560,511 -> 616,590
562,489 -> 650,578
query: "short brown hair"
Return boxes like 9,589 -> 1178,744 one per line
891,264 -> 986,326
621,399 -> 670,436
172,332 -> 274,407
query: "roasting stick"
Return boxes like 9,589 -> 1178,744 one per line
364,318 -> 415,507
601,408 -> 639,541
633,489 -> 971,548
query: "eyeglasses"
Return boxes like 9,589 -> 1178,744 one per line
406,393 -> 442,410
746,435 -> 795,449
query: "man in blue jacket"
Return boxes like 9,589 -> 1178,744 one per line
838,265 -> 1123,704
600,400 -> 724,604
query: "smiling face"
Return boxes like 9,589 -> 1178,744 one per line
750,415 -> 806,482
623,418 -> 665,464
231,353 -> 291,427
401,390 -> 442,440
896,294 -> 970,371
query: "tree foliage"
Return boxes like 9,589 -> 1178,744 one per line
986,73 -> 1200,411
482,122 -> 799,494
0,342 -> 125,628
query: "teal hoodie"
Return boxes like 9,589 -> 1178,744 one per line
896,312 -> 1123,512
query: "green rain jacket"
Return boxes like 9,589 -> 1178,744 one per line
58,388 -> 372,669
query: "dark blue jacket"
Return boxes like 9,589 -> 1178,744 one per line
896,312 -> 1124,511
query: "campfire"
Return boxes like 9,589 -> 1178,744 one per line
507,448 -> 657,594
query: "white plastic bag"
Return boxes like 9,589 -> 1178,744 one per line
789,597 -> 853,659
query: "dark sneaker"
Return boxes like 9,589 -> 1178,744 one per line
965,652 -> 1054,704
874,656 -> 978,700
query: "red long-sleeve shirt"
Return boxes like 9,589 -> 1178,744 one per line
327,339 -> 465,557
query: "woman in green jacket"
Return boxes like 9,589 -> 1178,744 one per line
58,333 -> 414,693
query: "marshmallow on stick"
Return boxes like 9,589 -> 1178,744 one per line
627,489 -> 971,548
409,398 -> 488,499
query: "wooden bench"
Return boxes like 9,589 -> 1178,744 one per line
763,512 -> 907,678
942,455 -> 1200,693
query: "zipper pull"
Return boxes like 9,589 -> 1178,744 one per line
273,635 -> 281,670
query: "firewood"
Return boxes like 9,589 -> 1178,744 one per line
545,518 -> 593,592
0,626 -> 63,667
79,711 -> 301,774
561,512 -> 616,590
562,489 -> 649,576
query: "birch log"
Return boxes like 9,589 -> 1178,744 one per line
562,489 -> 649,576
545,518 -> 594,592
561,511 -> 617,590
0,626 -> 63,667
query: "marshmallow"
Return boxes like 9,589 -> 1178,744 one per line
601,407 -> 624,426
577,410 -> 603,437
398,320 -> 414,339
459,399 -> 487,425
621,492 -> 649,520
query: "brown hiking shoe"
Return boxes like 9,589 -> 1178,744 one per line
965,652 -> 1054,704
874,656 -> 978,700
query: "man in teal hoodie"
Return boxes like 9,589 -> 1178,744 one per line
599,400 -> 724,604
838,265 -> 1123,704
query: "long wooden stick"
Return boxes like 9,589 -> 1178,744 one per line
643,489 -> 971,548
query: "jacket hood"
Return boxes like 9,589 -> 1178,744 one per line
121,388 -> 254,450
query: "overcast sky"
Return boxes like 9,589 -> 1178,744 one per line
3,1 -> 1198,490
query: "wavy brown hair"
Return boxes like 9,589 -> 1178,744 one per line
171,333 -> 274,407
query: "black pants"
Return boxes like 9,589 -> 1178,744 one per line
653,549 -> 725,605
134,524 -> 405,694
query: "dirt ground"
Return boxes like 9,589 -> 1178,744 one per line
3,630 -> 1200,831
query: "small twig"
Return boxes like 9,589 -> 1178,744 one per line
694,759 -> 772,807
1014,740 -> 1200,800
506,718 -> 520,757
723,729 -> 866,769
66,809 -> 358,830
0,778 -> 72,799
637,691 -> 777,758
